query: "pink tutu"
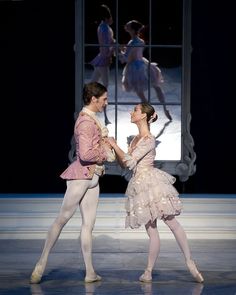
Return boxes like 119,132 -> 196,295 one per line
125,167 -> 182,229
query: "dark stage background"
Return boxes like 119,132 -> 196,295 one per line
0,1 -> 234,194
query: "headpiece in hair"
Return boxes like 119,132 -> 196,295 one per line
148,112 -> 157,124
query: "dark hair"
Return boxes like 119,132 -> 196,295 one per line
99,4 -> 112,21
140,103 -> 158,124
126,20 -> 144,34
83,82 -> 107,105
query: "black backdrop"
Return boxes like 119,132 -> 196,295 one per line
0,1 -> 234,194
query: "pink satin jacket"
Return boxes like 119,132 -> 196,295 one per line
60,112 -> 108,180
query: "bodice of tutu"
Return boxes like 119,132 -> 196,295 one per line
90,21 -> 115,67
132,144 -> 155,174
125,135 -> 156,175
98,22 -> 114,46
120,37 -> 144,63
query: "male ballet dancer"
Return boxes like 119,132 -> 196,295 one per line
30,82 -> 114,284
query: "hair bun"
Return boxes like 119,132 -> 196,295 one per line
148,112 -> 158,124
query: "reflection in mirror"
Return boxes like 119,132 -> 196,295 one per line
75,0 -> 195,181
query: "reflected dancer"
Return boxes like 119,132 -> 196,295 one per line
90,4 -> 116,125
119,20 -> 172,121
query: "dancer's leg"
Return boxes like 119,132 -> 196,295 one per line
103,106 -> 111,125
164,216 -> 191,261
154,86 -> 172,121
136,91 -> 148,103
145,220 -> 161,271
99,66 -> 111,125
79,176 -> 101,282
164,216 -> 204,282
90,67 -> 101,83
139,220 -> 160,282
99,67 -> 109,88
30,179 -> 90,283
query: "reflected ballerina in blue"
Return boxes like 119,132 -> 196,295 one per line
119,20 -> 172,121
90,4 -> 116,125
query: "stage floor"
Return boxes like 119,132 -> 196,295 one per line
0,238 -> 236,295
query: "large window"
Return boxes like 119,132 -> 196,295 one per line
74,0 -> 195,181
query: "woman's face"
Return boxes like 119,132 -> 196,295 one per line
124,22 -> 132,33
130,104 -> 146,123
107,16 -> 113,25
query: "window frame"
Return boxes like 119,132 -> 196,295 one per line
74,0 -> 195,182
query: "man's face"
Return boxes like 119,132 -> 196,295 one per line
94,92 -> 108,113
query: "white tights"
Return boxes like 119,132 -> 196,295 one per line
35,174 -> 100,277
145,216 -> 192,271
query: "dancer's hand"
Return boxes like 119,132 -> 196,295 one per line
119,45 -> 126,52
107,137 -> 117,148
101,126 -> 109,137
103,138 -> 112,149
103,139 -> 116,162
118,53 -> 126,64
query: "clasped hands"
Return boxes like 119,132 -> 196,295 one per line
102,137 -> 117,163
103,137 -> 117,149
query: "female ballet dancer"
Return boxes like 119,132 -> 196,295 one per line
119,20 -> 172,121
108,102 -> 204,283
90,4 -> 116,125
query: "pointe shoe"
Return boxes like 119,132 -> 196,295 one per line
186,259 -> 204,283
164,109 -> 172,121
30,263 -> 44,284
139,269 -> 152,283
84,274 -> 102,283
